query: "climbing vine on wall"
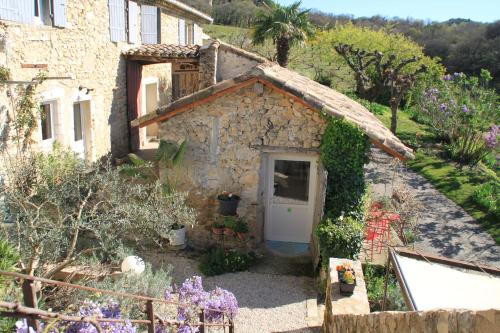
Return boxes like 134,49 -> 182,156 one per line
316,117 -> 371,266
0,66 -> 47,152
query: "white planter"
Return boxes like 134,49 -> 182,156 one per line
169,226 -> 186,246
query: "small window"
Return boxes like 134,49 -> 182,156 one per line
40,103 -> 53,141
34,0 -> 52,26
73,103 -> 83,141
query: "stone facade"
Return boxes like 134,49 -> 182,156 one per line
323,309 -> 500,333
159,82 -> 327,248
0,0 -> 206,162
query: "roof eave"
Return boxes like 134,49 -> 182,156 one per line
153,0 -> 213,24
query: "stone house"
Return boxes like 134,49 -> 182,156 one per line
131,40 -> 414,255
0,0 -> 212,161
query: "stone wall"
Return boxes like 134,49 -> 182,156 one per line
322,259 -> 500,333
0,0 -> 203,162
324,309 -> 500,333
159,82 -> 326,248
216,44 -> 263,82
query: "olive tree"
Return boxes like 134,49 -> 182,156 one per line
0,68 -> 197,278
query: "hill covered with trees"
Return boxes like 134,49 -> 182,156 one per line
180,0 -> 500,90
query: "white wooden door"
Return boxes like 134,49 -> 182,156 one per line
265,154 -> 318,243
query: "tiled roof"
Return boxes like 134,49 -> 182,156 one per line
131,62 -> 414,160
123,44 -> 200,59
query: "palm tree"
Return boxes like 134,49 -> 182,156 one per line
252,1 -> 315,67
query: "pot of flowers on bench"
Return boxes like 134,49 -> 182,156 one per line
336,262 -> 356,295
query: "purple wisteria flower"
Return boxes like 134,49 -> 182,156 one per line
16,300 -> 136,333
485,125 -> 499,149
443,74 -> 453,81
461,105 -> 469,113
158,276 -> 238,333
439,103 -> 448,112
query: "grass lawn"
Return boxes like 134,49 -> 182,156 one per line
373,104 -> 500,244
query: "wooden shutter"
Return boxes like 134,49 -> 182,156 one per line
109,0 -> 126,42
128,1 -> 138,43
141,5 -> 157,44
178,19 -> 186,45
53,0 -> 67,27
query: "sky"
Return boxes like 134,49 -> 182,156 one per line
276,0 -> 500,23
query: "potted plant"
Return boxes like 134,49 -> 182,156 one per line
222,216 -> 237,236
169,223 -> 186,247
211,221 -> 224,235
217,191 -> 241,216
336,263 -> 356,295
234,219 -> 249,240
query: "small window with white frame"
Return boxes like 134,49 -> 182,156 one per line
40,102 -> 55,141
73,103 -> 83,142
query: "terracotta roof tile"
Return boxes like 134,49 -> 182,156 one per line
131,61 -> 414,160
123,44 -> 200,59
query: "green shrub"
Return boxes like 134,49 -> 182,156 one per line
316,216 -> 365,266
320,118 -> 370,220
363,263 -> 407,312
0,239 -> 19,331
199,248 -> 256,276
473,181 -> 499,217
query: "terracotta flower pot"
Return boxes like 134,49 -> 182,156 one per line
224,227 -> 235,236
211,227 -> 224,235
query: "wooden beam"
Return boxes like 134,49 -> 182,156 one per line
125,55 -> 199,64
133,78 -> 259,128
394,247 -> 500,276
370,138 -> 408,161
21,64 -> 48,69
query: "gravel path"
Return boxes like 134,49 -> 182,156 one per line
142,250 -> 321,333
365,147 -> 500,267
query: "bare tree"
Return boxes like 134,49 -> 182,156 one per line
335,43 -> 427,133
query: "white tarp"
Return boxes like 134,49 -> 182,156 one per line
394,253 -> 500,311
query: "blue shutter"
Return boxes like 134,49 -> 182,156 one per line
0,0 -> 33,23
178,19 -> 186,45
17,0 -> 34,23
128,1 -> 138,44
109,0 -> 126,42
193,23 -> 198,45
141,5 -> 157,44
53,0 -> 67,27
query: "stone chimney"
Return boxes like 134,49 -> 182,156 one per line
198,40 -> 219,90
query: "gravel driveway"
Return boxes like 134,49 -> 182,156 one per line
142,250 -> 321,333
365,147 -> 500,267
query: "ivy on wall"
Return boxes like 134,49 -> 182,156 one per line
316,117 -> 371,266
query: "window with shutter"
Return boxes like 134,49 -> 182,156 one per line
53,0 -> 66,27
141,5 -> 158,44
178,18 -> 186,45
128,1 -> 138,44
109,0 -> 126,42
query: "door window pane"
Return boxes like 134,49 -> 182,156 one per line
73,103 -> 83,141
40,103 -> 52,140
273,160 -> 310,205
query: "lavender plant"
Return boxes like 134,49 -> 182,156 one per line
415,70 -> 499,165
